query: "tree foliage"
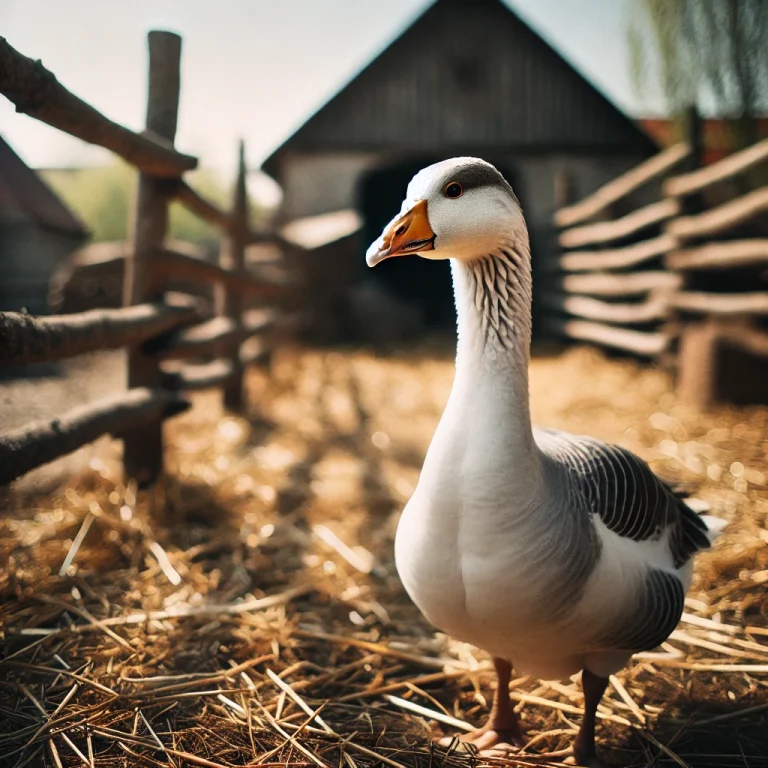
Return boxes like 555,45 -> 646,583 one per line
629,0 -> 768,146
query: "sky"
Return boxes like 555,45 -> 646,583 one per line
0,0 -> 660,180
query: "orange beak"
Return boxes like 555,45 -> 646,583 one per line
366,199 -> 435,267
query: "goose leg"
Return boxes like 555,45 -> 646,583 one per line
460,657 -> 524,751
574,668 -> 609,768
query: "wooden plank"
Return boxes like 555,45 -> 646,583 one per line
666,187 -> 768,242
560,234 -> 675,272
168,180 -> 231,230
0,36 -> 196,177
122,31 -> 182,486
554,143 -> 690,228
217,140 -> 249,409
147,310 -> 275,359
540,293 -> 669,324
162,359 -> 235,391
157,247 -> 289,297
0,388 -> 190,487
562,271 -> 682,297
0,300 -> 199,366
544,318 -> 669,356
559,198 -> 680,249
670,291 -> 768,316
677,319 -> 768,409
664,137 -> 768,198
53,243 -> 288,298
666,239 -> 768,271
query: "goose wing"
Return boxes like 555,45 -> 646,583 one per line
536,428 -> 711,568
536,429 -> 713,652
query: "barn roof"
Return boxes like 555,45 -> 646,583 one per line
262,0 -> 657,177
0,135 -> 88,238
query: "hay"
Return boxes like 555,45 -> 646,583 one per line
1,342 -> 767,767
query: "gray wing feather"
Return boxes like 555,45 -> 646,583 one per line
599,569 -> 685,652
536,429 -> 711,568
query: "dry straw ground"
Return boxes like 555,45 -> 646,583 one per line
1,342 -> 767,768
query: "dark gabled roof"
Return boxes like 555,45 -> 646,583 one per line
0,135 -> 88,238
262,0 -> 657,177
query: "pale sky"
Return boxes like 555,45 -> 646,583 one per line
0,0 -> 659,178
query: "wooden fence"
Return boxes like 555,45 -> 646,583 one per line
0,31 -> 296,487
552,136 -> 768,407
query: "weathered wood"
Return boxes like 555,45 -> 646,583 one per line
664,137 -> 768,198
677,319 -> 768,409
162,359 -> 235,391
217,141 -> 249,409
122,31 -> 182,486
677,322 -> 719,410
666,187 -> 768,242
0,37 -> 196,177
560,234 -> 676,272
0,300 -> 198,366
539,293 -> 669,324
559,198 -> 681,249
147,310 -> 274,360
157,247 -> 289,298
0,389 -> 190,486
555,143 -> 690,228
169,180 -> 232,230
670,291 -> 768,316
53,243 -> 288,300
666,239 -> 768,271
544,317 -> 669,356
562,271 -> 682,298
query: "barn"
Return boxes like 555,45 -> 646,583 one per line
262,0 -> 659,343
0,135 -> 88,314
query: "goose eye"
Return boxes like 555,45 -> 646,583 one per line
444,182 -> 463,199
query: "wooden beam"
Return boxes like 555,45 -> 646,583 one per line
540,293 -> 669,324
664,137 -> 768,198
122,30 -> 182,486
162,359 -> 235,391
670,291 -> 768,316
168,180 -> 231,230
559,198 -> 681,249
52,243 -> 289,299
0,300 -> 199,366
559,234 -> 676,272
156,247 -> 289,297
666,239 -> 768,271
555,143 -> 690,228
562,271 -> 682,297
543,318 -> 669,356
0,36 -> 196,177
147,309 -> 275,360
666,187 -> 768,242
0,388 -> 190,486
216,140 -> 250,408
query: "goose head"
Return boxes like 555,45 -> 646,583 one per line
366,157 -> 525,267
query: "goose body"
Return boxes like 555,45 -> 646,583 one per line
366,158 -> 722,765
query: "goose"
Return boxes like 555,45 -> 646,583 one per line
366,158 -> 723,767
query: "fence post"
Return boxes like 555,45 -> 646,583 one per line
217,140 -> 248,410
122,31 -> 183,486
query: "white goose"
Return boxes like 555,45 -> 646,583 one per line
366,158 -> 723,767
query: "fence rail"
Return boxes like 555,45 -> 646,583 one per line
551,135 -> 768,408
0,31 -> 297,487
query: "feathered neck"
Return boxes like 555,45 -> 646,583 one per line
450,241 -> 533,371
445,240 -> 536,456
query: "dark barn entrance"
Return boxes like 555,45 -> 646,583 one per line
357,156 -> 525,336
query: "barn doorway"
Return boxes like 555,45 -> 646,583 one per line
357,156 -> 525,335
